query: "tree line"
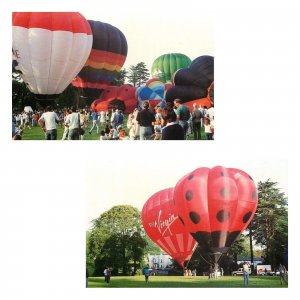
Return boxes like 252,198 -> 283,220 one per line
86,179 -> 288,276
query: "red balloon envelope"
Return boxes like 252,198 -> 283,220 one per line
174,166 -> 258,263
142,187 -> 197,268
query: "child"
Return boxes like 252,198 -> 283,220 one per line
99,130 -> 108,140
204,118 -> 213,140
153,119 -> 162,140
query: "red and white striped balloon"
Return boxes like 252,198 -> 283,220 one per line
142,187 -> 197,268
12,12 -> 93,95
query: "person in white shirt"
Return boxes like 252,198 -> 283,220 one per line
204,118 -> 213,140
100,110 -> 106,125
61,109 -> 71,140
207,104 -> 214,123
38,106 -> 60,140
65,107 -> 81,140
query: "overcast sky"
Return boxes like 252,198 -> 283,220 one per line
81,4 -> 214,71
86,158 -> 288,230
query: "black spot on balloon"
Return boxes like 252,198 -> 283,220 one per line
178,215 -> 185,225
185,190 -> 193,201
252,190 -> 257,200
221,170 -> 228,177
188,174 -> 194,180
216,210 -> 230,222
220,188 -> 230,198
243,211 -> 252,223
189,211 -> 200,224
249,175 -> 253,181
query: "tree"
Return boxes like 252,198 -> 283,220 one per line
88,205 -> 147,276
126,62 -> 150,87
111,69 -> 127,86
12,75 -> 79,111
251,179 -> 288,268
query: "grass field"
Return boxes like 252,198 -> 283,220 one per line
87,275 -> 288,288
18,118 -> 207,140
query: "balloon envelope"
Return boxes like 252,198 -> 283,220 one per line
174,166 -> 258,263
142,187 -> 197,268
12,12 -> 93,95
165,55 -> 214,104
151,53 -> 191,84
136,78 -> 167,108
72,20 -> 128,90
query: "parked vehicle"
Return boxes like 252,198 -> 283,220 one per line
257,265 -> 275,276
232,268 -> 251,276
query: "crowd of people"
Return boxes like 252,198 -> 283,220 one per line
12,99 -> 214,141
183,268 -> 197,277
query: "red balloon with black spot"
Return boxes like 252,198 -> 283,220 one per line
174,166 -> 258,263
142,187 -> 197,268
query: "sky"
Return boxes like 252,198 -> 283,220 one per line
81,7 -> 214,71
2,0 -> 300,299
86,159 -> 288,230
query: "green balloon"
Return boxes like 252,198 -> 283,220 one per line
151,53 -> 192,83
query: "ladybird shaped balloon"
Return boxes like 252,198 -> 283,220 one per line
173,166 -> 258,263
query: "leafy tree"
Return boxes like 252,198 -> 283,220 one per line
12,75 -> 79,111
111,69 -> 127,86
144,235 -> 161,255
88,205 -> 147,276
12,79 -> 36,112
127,62 -> 150,87
251,179 -> 288,268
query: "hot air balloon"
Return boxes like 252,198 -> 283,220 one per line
72,20 -> 128,101
136,78 -> 167,108
174,166 -> 258,264
151,53 -> 191,84
12,12 -> 93,97
90,84 -> 137,114
165,55 -> 214,107
142,187 -> 197,268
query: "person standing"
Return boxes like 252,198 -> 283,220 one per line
61,109 -> 71,140
208,264 -> 213,279
136,101 -> 155,140
86,267 -> 89,288
161,108 -> 184,140
191,103 -> 203,140
38,106 -> 60,140
278,263 -> 288,285
117,110 -> 124,128
89,109 -> 99,134
204,118 -> 213,140
104,267 -> 108,283
207,104 -> 214,123
106,267 -> 112,283
111,109 -> 119,129
65,108 -> 81,140
144,266 -> 151,284
99,110 -> 106,126
243,262 -> 251,286
173,99 -> 190,139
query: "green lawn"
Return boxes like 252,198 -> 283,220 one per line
19,118 -> 207,140
87,275 -> 287,288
